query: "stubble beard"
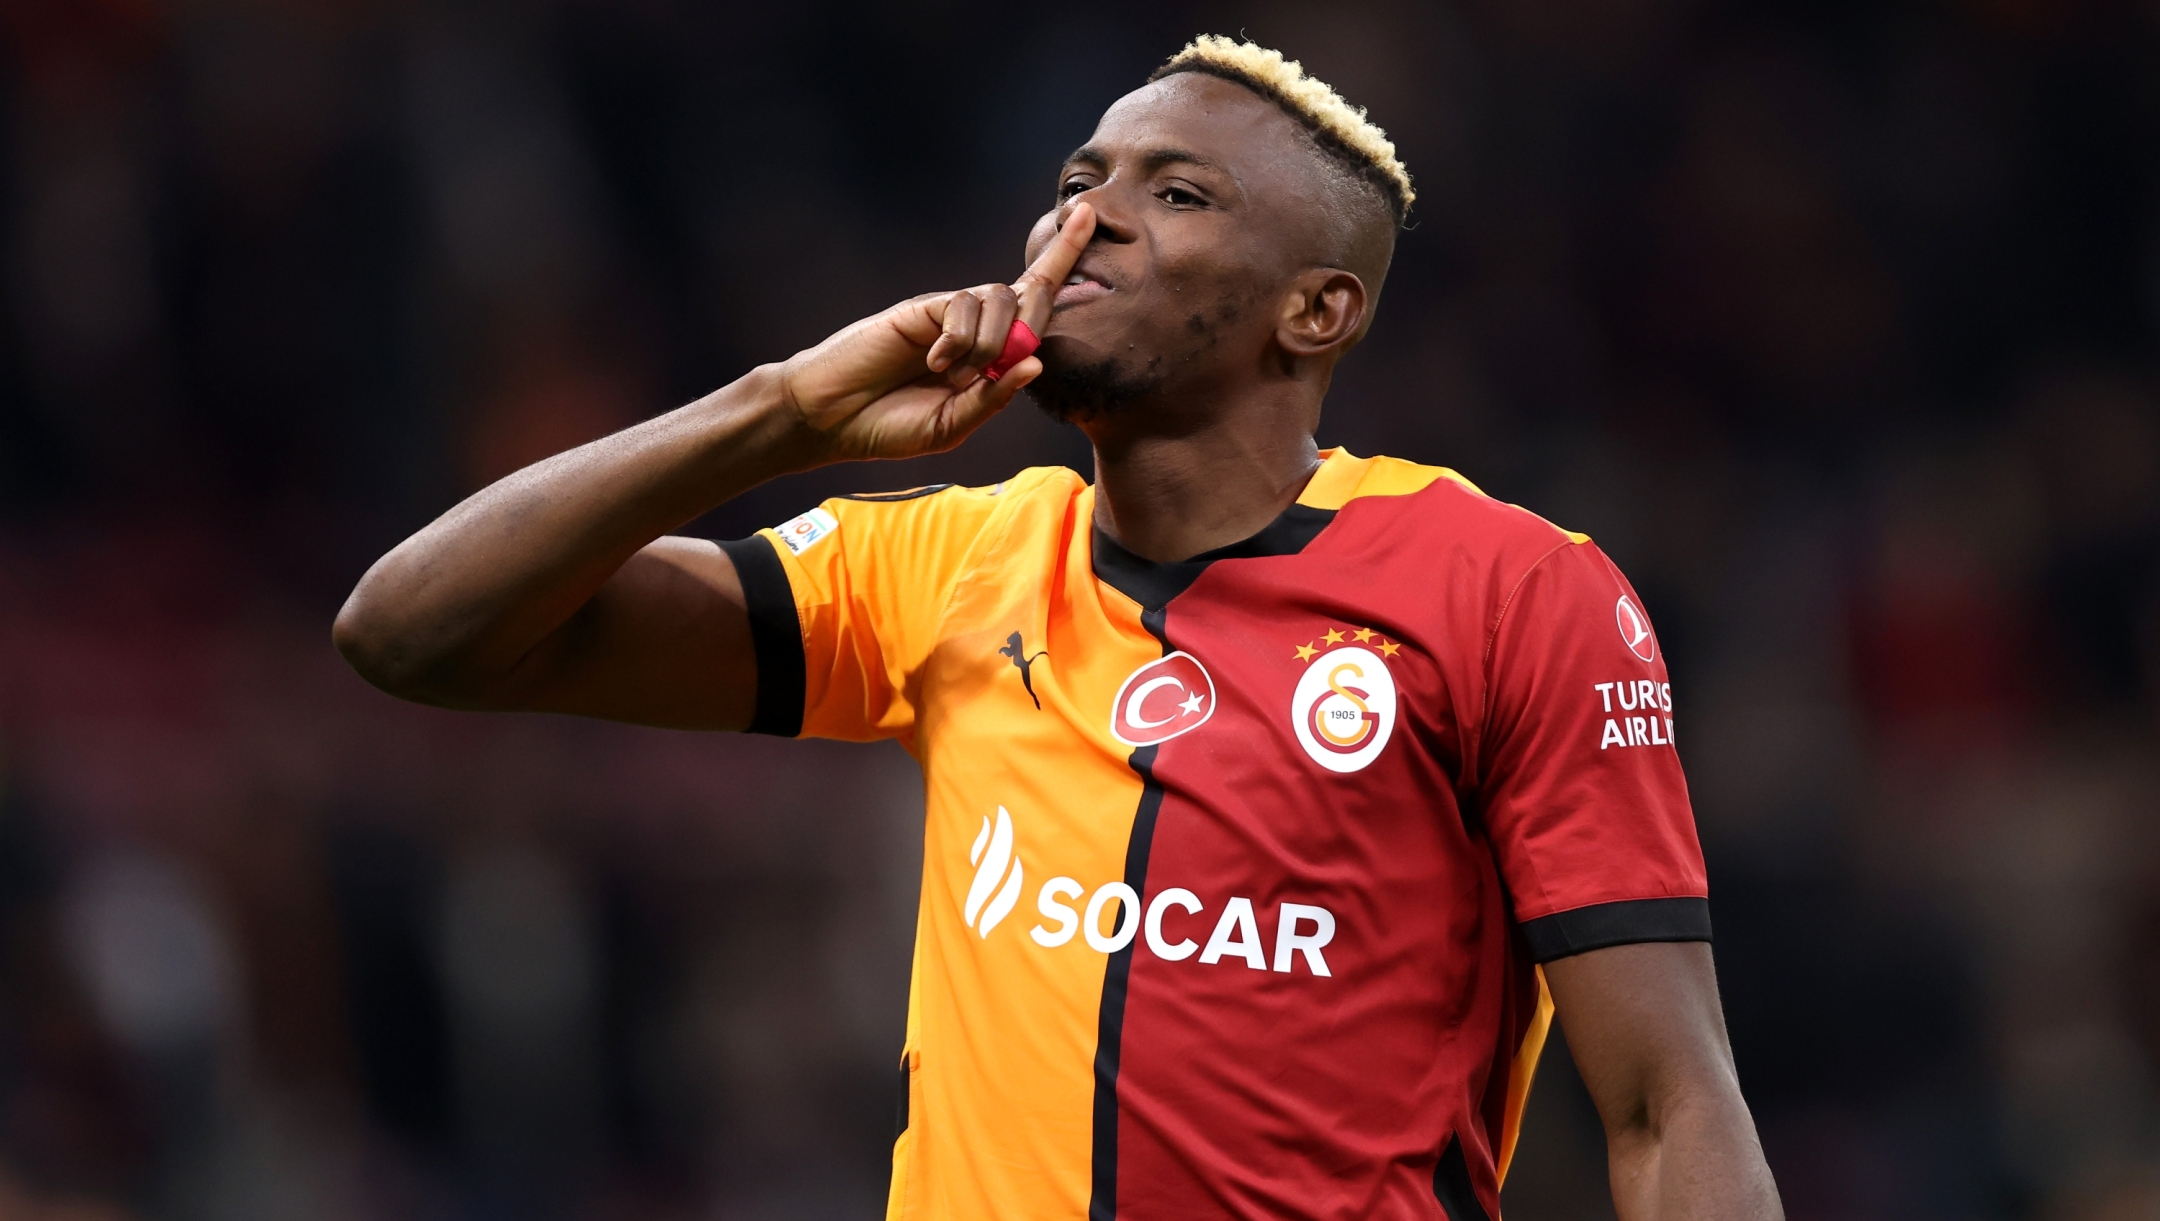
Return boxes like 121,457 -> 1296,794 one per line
1025,352 -> 1169,424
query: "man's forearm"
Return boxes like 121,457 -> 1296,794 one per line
1607,1088 -> 1782,1221
333,214 -> 1084,726
333,363 -> 815,701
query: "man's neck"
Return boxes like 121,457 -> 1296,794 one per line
1086,401 -> 1323,564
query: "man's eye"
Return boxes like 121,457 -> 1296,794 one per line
1059,179 -> 1091,200
1160,186 -> 1204,207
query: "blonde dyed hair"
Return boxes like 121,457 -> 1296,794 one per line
1151,35 -> 1414,221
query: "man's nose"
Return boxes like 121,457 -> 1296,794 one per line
1059,185 -> 1135,243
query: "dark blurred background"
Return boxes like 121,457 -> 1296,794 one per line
1,1 -> 2157,1218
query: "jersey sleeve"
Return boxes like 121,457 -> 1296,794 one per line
1475,538 -> 1711,963
718,482 -> 1011,743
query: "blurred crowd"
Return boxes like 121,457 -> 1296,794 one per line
1,1 -> 2157,1218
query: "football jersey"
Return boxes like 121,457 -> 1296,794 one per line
717,448 -> 1708,1221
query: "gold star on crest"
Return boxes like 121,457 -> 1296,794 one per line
1379,640 -> 1402,657
1323,628 -> 1345,645
1294,642 -> 1318,661
1351,627 -> 1376,642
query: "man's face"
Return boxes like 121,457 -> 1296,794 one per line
1023,74 -> 1333,422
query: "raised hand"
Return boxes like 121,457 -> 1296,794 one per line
779,202 -> 1095,461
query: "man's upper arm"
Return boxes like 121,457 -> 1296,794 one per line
502,480 -> 1013,736
503,534 -> 759,731
1475,539 -> 1780,1218
1476,537 -> 1710,960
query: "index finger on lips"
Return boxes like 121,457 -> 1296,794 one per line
1012,202 -> 1095,331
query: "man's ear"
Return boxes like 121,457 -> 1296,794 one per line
1274,269 -> 1368,360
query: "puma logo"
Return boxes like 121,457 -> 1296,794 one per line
999,631 -> 1049,709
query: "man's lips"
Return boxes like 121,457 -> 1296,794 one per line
1053,271 -> 1113,309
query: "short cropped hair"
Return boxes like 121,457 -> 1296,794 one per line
1150,35 -> 1414,224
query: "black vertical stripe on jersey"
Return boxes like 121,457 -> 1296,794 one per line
1088,604 -> 1170,1221
1432,1134 -> 1492,1221
1085,503 -> 1338,1219
718,536 -> 806,737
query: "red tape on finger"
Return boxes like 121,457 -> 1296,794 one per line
979,320 -> 1040,382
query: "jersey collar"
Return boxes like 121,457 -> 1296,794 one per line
1090,449 -> 1352,610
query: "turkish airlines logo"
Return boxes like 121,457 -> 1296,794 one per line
963,806 -> 1024,938
1110,652 -> 1216,747
1615,595 -> 1657,663
1291,645 -> 1398,773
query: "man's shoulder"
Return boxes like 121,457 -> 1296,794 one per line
762,467 -> 1088,618
769,466 -> 1088,579
828,465 -> 1083,513
812,465 -> 1083,534
1324,451 -> 1591,560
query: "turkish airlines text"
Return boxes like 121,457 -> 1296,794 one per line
1594,679 -> 1675,750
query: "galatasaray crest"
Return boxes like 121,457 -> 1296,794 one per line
1289,628 -> 1400,773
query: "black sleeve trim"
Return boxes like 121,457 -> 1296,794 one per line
1519,897 -> 1711,964
718,535 -> 805,737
